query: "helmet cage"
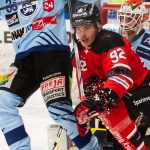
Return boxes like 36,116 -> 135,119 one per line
118,4 -> 146,32
118,11 -> 143,32
118,1 -> 149,39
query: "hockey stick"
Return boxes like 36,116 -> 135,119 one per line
52,126 -> 63,150
67,0 -> 86,101
0,0 -> 37,11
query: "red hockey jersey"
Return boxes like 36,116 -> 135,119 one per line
72,30 -> 149,98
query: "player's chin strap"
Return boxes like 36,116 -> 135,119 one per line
0,0 -> 37,10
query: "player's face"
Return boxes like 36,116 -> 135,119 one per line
76,24 -> 98,48
119,13 -> 141,40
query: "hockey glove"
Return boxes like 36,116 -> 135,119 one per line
75,99 -> 99,136
83,74 -> 104,98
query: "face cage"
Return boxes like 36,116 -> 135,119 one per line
118,12 -> 143,31
118,11 -> 143,38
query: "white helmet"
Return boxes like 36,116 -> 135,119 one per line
118,0 -> 149,39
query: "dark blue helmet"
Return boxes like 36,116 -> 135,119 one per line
71,2 -> 101,27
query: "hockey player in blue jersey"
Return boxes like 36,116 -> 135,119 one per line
0,0 -> 100,150
118,0 -> 150,69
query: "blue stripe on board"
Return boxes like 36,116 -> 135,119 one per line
4,125 -> 28,146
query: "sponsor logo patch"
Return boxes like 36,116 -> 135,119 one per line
32,16 -> 57,30
41,76 -> 66,103
43,0 -> 54,12
19,1 -> 38,18
11,27 -> 24,41
5,12 -> 20,27
133,96 -> 150,106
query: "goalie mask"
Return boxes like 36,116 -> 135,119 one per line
118,0 -> 149,40
71,1 -> 100,28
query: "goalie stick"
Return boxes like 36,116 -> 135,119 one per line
0,0 -> 37,11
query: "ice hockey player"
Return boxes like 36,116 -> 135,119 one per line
0,0 -> 100,150
118,0 -> 150,69
71,1 -> 150,149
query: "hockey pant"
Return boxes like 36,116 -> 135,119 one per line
97,99 -> 148,150
0,90 -> 100,150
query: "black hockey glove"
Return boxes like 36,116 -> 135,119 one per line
83,74 -> 119,108
75,88 -> 119,136
83,74 -> 104,97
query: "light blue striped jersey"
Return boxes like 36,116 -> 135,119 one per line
0,0 -> 69,59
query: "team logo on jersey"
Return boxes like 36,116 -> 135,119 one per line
5,12 -> 20,27
43,0 -> 54,12
19,1 -> 38,18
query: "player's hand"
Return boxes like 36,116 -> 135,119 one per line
74,99 -> 101,136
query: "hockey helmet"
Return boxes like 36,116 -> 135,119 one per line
118,0 -> 149,38
71,2 -> 100,28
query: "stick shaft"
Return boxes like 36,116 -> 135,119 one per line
67,0 -> 85,100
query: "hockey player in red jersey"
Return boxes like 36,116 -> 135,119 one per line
71,1 -> 150,149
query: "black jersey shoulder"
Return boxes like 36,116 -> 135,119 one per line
91,29 -> 125,54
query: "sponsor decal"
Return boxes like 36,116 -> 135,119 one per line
136,46 -> 150,61
133,96 -> 150,106
19,1 -> 38,18
11,27 -> 24,40
32,16 -> 57,30
43,0 -> 54,12
0,66 -> 18,88
41,76 -> 66,103
5,12 -> 19,27
112,131 -> 132,150
109,76 -> 129,89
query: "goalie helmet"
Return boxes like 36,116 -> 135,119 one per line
71,1 -> 100,28
118,0 -> 149,39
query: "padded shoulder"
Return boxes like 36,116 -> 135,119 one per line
92,29 -> 125,53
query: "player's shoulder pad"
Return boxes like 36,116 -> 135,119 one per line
92,29 -> 125,54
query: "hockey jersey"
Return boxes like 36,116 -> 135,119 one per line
0,0 -> 69,59
72,30 -> 149,99
131,29 -> 150,70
